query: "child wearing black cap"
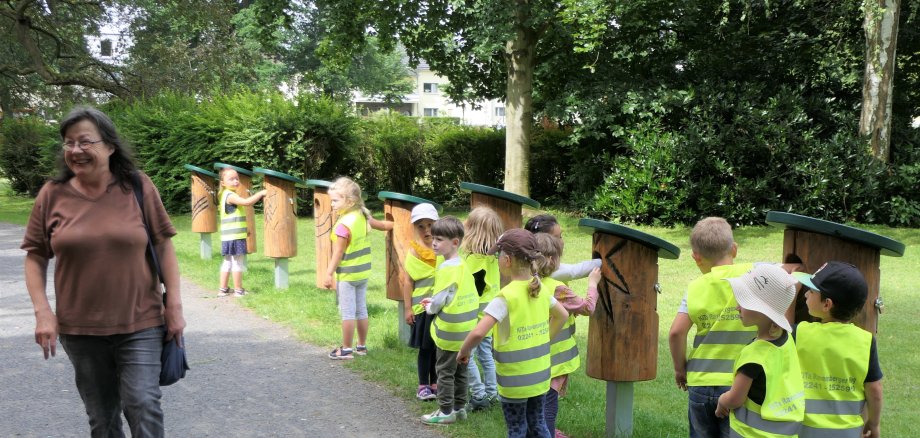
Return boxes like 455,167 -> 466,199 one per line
792,262 -> 883,438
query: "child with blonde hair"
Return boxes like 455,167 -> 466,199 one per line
217,167 -> 267,297
461,206 -> 504,409
323,176 -> 390,360
533,233 -> 601,438
459,229 -> 568,438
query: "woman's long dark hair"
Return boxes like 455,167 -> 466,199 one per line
54,106 -> 137,190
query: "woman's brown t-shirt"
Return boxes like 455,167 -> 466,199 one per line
22,173 -> 177,335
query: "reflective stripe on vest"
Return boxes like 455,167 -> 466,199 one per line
729,337 -> 805,437
493,280 -> 553,399
545,278 -> 580,378
219,190 -> 247,242
405,253 -> 441,314
686,263 -> 756,387
431,261 -> 480,351
796,322 -> 871,434
331,211 -> 370,281
800,424 -> 863,438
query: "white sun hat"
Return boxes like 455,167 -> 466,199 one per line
410,203 -> 439,223
726,264 -> 797,332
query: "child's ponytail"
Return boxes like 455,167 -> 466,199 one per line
527,253 -> 544,298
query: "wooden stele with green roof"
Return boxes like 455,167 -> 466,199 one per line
579,218 -> 681,438
378,192 -> 443,344
214,163 -> 257,254
305,179 -> 335,290
184,164 -> 218,259
254,168 -> 306,289
459,182 -> 540,231
766,211 -> 905,334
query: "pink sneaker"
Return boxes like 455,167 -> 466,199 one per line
416,386 -> 436,401
554,429 -> 570,438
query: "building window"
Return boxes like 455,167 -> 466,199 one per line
495,107 -> 505,117
423,83 -> 439,94
100,39 -> 113,57
423,108 -> 439,117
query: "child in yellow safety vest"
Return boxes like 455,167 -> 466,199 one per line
459,229 -> 568,438
792,262 -> 883,438
418,216 -> 479,425
716,264 -> 805,437
461,206 -> 504,410
323,176 -> 391,360
533,233 -> 601,438
216,168 -> 266,297
668,217 -> 755,437
405,203 -> 442,401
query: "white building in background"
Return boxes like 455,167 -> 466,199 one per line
353,60 -> 507,127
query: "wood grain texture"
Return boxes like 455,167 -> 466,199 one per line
384,199 -> 416,301
470,193 -> 522,230
263,177 -> 297,259
312,188 -> 336,290
782,229 -> 881,333
190,172 -> 217,233
236,173 -> 257,254
586,233 -> 659,382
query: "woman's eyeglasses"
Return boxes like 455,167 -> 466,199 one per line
62,140 -> 104,152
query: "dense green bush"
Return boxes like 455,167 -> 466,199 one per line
0,117 -> 59,196
415,123 -> 505,205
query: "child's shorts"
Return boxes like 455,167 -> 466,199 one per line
337,279 -> 369,320
221,239 -> 247,256
409,311 -> 436,350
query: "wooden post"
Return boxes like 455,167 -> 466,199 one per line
378,191 -> 443,345
459,182 -> 540,231
214,163 -> 258,254
306,180 -> 336,291
765,212 -> 905,334
184,164 -> 218,260
255,168 -> 305,289
579,218 -> 680,437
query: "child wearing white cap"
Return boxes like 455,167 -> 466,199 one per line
715,264 -> 805,437
405,203 -> 442,400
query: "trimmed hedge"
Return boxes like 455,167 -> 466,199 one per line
1,89 -> 917,226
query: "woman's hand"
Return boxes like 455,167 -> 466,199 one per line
34,309 -> 58,359
164,305 -> 186,345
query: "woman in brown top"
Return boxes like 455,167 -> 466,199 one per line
22,106 -> 185,437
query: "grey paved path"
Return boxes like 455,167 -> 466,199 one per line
0,222 -> 439,437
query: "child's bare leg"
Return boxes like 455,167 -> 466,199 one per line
357,318 -> 369,346
219,270 -> 230,289
342,319 -> 355,348
232,271 -> 243,290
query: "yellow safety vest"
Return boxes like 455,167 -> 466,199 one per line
796,322 -> 871,438
331,210 -> 370,282
219,189 -> 247,242
729,337 -> 805,438
463,252 -> 500,318
430,260 -> 480,351
543,277 -> 579,378
686,263 -> 757,386
404,252 -> 444,315
493,280 -> 553,399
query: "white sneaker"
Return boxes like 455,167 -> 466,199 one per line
421,408 -> 456,425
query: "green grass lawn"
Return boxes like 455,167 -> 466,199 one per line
2,180 -> 916,437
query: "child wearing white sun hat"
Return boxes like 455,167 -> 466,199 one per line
715,264 -> 805,437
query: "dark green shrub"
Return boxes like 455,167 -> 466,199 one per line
416,124 -> 504,206
0,117 -> 59,196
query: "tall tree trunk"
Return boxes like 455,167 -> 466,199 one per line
503,28 -> 537,197
859,0 -> 900,163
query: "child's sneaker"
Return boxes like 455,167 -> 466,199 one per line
355,345 -> 368,356
468,396 -> 490,411
555,429 -> 570,438
233,288 -> 247,297
328,347 -> 353,360
217,287 -> 230,297
421,408 -> 456,425
454,407 -> 468,421
416,386 -> 436,401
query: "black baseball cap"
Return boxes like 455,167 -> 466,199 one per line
792,261 -> 868,308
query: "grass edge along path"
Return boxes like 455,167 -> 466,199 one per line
2,183 -> 916,437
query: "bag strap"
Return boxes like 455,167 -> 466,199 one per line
130,172 -> 167,305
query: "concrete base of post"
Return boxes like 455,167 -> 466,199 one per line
199,233 -> 212,259
606,381 -> 634,438
397,305 -> 412,345
274,258 -> 289,289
